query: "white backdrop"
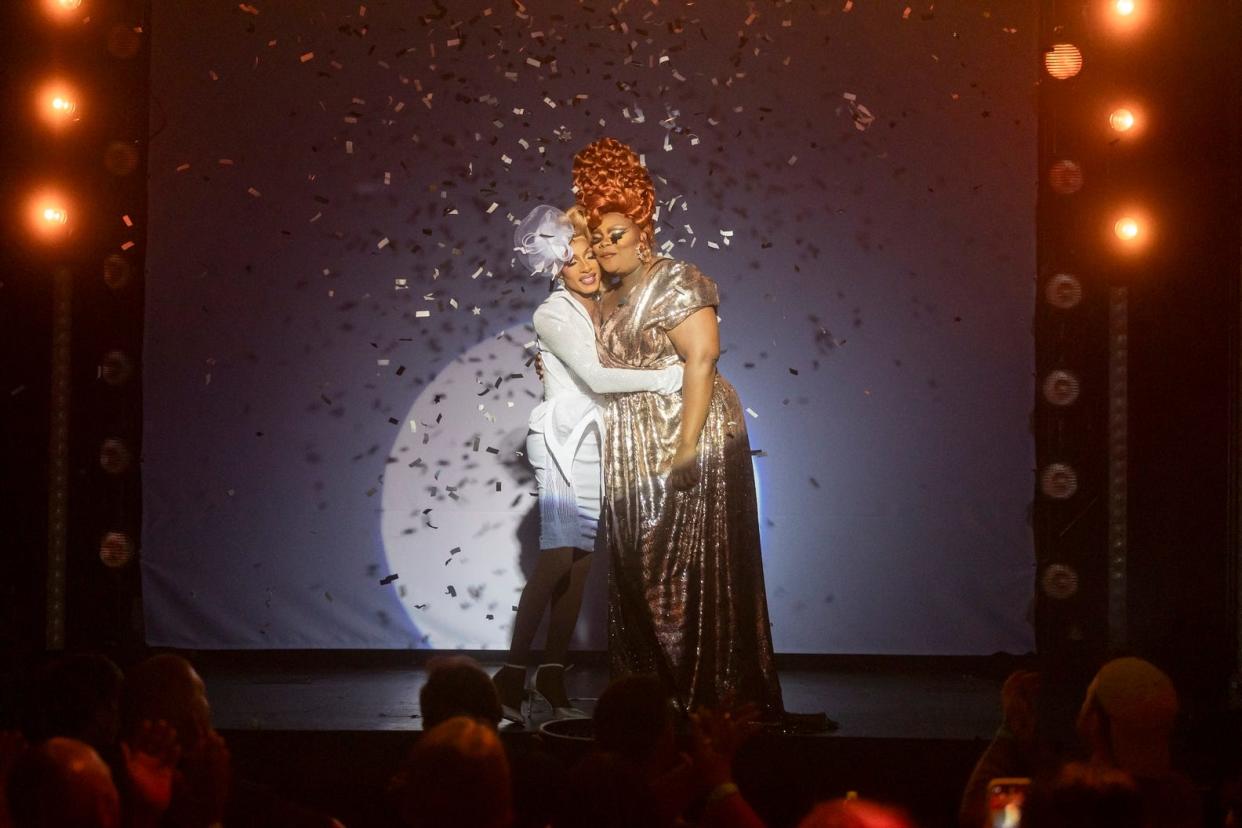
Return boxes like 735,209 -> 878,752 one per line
142,0 -> 1037,654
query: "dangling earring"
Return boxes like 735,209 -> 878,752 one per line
638,246 -> 650,263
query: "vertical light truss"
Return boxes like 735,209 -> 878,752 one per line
1107,286 -> 1129,649
1236,231 -> 1242,689
46,265 -> 72,649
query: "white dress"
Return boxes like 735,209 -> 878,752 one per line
527,289 -> 682,550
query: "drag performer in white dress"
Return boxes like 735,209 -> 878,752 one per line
493,205 -> 682,723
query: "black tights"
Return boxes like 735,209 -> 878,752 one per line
506,546 -> 593,665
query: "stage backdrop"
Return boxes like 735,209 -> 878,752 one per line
142,0 -> 1037,654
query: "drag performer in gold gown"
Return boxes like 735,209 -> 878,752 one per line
572,138 -> 806,721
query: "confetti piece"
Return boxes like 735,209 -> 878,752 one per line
745,407 -> 759,418
299,51 -> 315,63
379,573 -> 398,585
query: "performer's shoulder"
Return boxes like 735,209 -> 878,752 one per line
534,289 -> 573,316
658,257 -> 710,277
533,289 -> 585,334
654,258 -> 717,291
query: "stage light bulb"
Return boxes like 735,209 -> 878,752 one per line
1049,160 -> 1084,195
43,0 -> 83,19
38,82 -> 80,128
1102,0 -> 1150,33
1115,217 -> 1140,240
1109,108 -> 1135,132
1045,44 -> 1084,80
29,190 -> 73,243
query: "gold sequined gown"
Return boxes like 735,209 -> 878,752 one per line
599,259 -> 784,715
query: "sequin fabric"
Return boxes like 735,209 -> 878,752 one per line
598,259 -> 785,715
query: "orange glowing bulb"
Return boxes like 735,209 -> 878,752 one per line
1115,218 -> 1140,240
38,82 -> 80,127
1044,44 -> 1084,80
1110,108 -> 1135,132
43,0 -> 83,21
1115,0 -> 1135,15
28,190 -> 74,242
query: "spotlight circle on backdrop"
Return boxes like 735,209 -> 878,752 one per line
104,141 -> 140,176
1044,44 -> 1084,80
103,254 -> 132,290
1045,273 -> 1083,309
100,438 -> 132,474
1049,160 -> 1084,195
1040,463 -> 1078,499
100,531 -> 135,568
1042,370 -> 1081,406
381,323 -> 544,649
101,350 -> 135,386
1041,563 -> 1079,600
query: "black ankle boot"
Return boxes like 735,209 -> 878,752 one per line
492,663 -> 527,725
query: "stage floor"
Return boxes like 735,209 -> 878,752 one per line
201,657 -> 1007,740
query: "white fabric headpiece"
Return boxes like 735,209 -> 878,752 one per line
514,205 -> 574,278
